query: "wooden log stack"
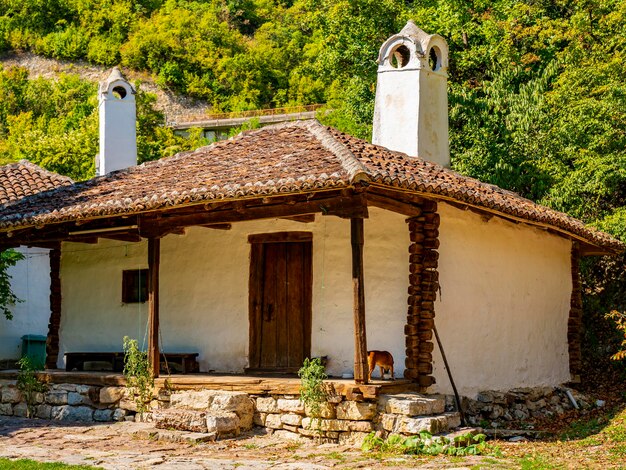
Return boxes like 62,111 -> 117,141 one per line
404,200 -> 440,390
567,244 -> 583,376
46,246 -> 62,369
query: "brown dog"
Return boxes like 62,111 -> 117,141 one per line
367,350 -> 394,381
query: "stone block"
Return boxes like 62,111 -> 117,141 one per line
36,404 -> 52,419
46,391 -> 68,405
255,397 -> 279,413
281,413 -> 303,426
302,417 -> 350,432
381,414 -> 397,431
154,409 -> 208,433
0,403 -> 13,415
32,392 -> 45,405
68,392 -> 91,406
277,398 -> 305,414
94,409 -> 114,422
206,412 -> 240,437
54,384 -> 77,392
76,385 -> 92,395
119,398 -> 138,412
170,390 -> 213,409
396,415 -> 448,435
51,405 -> 94,422
283,424 -> 299,433
336,401 -> 376,421
264,413 -> 283,430
380,393 -> 445,416
253,412 -> 266,426
2,387 -> 21,404
305,402 -> 336,419
445,412 -> 462,429
99,387 -> 124,404
171,390 -> 254,430
347,420 -> 374,432
274,430 -> 303,441
112,409 -> 127,421
209,393 -> 254,431
13,403 -> 28,417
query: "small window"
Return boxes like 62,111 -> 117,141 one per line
122,269 -> 148,303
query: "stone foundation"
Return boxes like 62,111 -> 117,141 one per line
1,379 -> 593,443
0,380 -> 131,422
459,386 -> 594,428
154,390 -> 460,444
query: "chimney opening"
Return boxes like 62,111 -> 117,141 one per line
390,44 -> 411,69
112,86 -> 128,99
429,46 -> 442,71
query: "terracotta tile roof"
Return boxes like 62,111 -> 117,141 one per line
0,121 -> 621,253
0,160 -> 73,205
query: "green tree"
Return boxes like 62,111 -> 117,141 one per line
0,249 -> 24,320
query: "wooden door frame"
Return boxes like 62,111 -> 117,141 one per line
248,232 -> 313,372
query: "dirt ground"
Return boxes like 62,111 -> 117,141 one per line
2,401 -> 626,469
0,415 -> 504,469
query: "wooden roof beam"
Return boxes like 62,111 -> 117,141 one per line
138,194 -> 367,238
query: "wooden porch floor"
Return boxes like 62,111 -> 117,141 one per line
0,370 -> 418,399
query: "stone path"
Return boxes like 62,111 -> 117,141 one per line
0,416 -> 491,469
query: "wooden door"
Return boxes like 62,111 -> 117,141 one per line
248,232 -> 312,373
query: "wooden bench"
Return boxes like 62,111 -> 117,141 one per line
65,352 -> 199,374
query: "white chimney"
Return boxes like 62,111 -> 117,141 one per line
97,67 -> 137,176
372,21 -> 450,167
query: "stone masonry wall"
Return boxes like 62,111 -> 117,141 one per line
0,380 -> 135,422
1,379 -> 595,444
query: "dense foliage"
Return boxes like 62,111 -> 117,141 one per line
0,249 -> 24,320
0,67 -> 206,180
0,0 -> 625,354
0,0 -> 623,224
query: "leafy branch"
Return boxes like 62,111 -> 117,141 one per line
122,336 -> 154,418
0,249 -> 25,320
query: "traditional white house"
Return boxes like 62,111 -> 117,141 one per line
0,23 -> 621,398
0,161 -> 72,364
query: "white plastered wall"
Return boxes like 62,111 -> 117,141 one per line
432,203 -> 572,396
0,247 -> 51,360
57,203 -> 573,395
58,208 -> 408,376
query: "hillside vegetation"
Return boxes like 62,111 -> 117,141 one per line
0,1 -> 625,343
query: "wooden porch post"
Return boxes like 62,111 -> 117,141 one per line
147,237 -> 160,378
351,218 -> 368,384
45,244 -> 62,369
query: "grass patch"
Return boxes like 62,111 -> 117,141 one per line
518,453 -> 563,469
560,415 -> 610,440
325,451 -> 346,461
0,459 -> 101,469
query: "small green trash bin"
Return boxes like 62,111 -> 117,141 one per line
21,334 -> 47,369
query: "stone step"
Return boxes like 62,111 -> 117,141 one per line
381,412 -> 461,435
133,424 -> 217,444
153,408 -> 241,438
168,389 -> 254,431
379,393 -> 446,417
